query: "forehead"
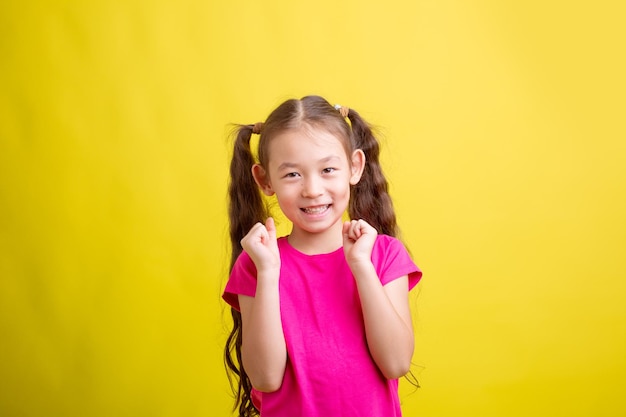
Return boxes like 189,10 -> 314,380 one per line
266,126 -> 349,164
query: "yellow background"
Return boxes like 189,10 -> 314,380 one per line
1,1 -> 625,416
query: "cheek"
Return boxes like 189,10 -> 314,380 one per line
335,179 -> 353,198
274,185 -> 298,202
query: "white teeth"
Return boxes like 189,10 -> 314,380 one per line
302,205 -> 329,214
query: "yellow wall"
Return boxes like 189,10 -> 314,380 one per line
1,1 -> 624,416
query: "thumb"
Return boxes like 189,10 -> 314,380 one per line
342,221 -> 353,242
265,217 -> 277,240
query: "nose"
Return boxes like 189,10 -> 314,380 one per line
301,176 -> 323,198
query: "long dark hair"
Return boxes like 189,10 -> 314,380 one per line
224,95 -> 399,416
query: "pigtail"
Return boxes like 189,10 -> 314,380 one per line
347,110 -> 399,238
225,124 -> 267,417
228,124 -> 269,267
347,108 -> 421,389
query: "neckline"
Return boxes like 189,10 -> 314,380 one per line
280,236 -> 344,258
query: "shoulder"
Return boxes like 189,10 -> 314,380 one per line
372,234 -> 422,288
222,249 -> 257,310
231,248 -> 255,273
372,234 -> 408,256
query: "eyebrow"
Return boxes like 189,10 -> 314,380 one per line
277,155 -> 341,171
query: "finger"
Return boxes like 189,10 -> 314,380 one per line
342,221 -> 355,246
352,220 -> 363,239
342,221 -> 352,237
342,220 -> 355,241
356,219 -> 375,234
253,222 -> 267,238
248,222 -> 267,237
265,217 -> 276,236
244,222 -> 269,245
241,222 -> 260,244
345,220 -> 354,239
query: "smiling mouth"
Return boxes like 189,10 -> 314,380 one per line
301,205 -> 330,215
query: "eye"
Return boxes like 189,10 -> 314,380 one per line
284,172 -> 301,178
322,167 -> 336,174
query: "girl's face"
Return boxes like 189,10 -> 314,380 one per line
253,125 -> 364,249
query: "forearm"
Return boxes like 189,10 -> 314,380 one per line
351,263 -> 414,379
240,271 -> 287,392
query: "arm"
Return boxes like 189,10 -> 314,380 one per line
343,220 -> 414,380
352,269 -> 414,379
239,281 -> 286,392
239,218 -> 287,392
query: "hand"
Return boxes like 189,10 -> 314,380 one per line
241,217 -> 281,274
342,219 -> 377,267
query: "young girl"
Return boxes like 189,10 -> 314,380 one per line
223,95 -> 422,417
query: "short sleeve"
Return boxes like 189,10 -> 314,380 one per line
371,235 -> 422,290
222,251 -> 258,311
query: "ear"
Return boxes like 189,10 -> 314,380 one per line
252,164 -> 275,196
349,149 -> 366,185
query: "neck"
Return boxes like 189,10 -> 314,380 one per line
287,222 -> 344,255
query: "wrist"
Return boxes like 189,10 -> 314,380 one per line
257,266 -> 281,284
348,259 -> 375,277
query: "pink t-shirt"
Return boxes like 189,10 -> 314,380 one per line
223,235 -> 422,417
